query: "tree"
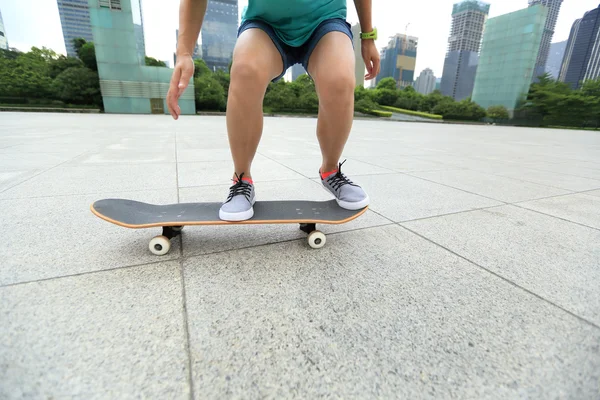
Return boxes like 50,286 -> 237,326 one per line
48,55 -> 84,79
72,38 -> 87,56
264,80 -> 297,111
145,56 -> 167,67
52,67 -> 101,105
194,75 -> 226,111
487,105 -> 510,122
77,42 -> 97,71
194,59 -> 211,78
376,77 -> 397,90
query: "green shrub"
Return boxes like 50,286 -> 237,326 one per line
379,105 -> 443,120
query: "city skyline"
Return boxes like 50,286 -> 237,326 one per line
1,0 -> 600,78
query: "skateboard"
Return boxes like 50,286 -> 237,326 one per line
91,198 -> 368,255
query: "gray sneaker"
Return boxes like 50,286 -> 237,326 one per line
320,160 -> 370,210
219,173 -> 256,221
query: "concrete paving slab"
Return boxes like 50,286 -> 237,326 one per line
587,189 -> 600,197
69,149 -> 176,164
183,225 -> 600,398
403,205 -> 600,326
0,170 -> 40,192
490,167 -> 600,192
0,262 -> 189,399
409,169 -> 570,203
0,152 -> 73,171
0,163 -> 176,199
178,179 -> 391,257
354,155 -> 457,173
0,190 -> 179,285
518,193 -> 600,230
341,173 -> 501,222
177,158 -> 306,188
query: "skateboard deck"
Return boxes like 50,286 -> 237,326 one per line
91,198 -> 368,255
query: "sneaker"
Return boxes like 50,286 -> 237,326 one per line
320,160 -> 370,210
219,173 -> 256,221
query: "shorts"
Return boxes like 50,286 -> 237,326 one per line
237,18 -> 354,82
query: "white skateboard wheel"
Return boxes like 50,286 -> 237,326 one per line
149,235 -> 171,256
308,231 -> 326,249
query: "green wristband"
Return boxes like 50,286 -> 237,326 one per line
360,28 -> 377,40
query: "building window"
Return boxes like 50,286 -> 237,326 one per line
150,99 -> 164,114
98,0 -> 121,10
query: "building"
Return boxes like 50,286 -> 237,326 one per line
528,0 -> 564,81
472,4 -> 548,114
545,41 -> 566,79
0,8 -> 8,50
559,18 -> 582,82
351,23 -> 365,87
376,33 -> 418,88
290,64 -> 306,81
88,0 -> 195,114
440,1 -> 490,101
58,0 -> 145,60
201,0 -> 238,72
414,68 -> 436,95
562,6 -> 600,88
57,0 -> 94,57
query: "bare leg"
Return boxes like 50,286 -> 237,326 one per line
226,29 -> 283,179
307,32 -> 356,174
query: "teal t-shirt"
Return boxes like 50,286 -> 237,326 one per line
242,0 -> 347,47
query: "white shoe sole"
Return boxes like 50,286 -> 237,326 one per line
219,198 -> 256,221
336,195 -> 370,210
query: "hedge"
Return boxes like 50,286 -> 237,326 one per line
379,105 -> 443,120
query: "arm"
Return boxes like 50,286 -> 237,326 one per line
167,0 -> 208,119
353,0 -> 380,80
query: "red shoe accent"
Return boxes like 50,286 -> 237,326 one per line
234,176 -> 253,184
320,169 -> 338,180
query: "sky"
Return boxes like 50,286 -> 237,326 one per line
1,0 -> 599,78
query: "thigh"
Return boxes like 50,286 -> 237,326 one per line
306,31 -> 355,89
233,23 -> 286,82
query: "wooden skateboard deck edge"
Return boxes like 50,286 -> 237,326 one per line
90,202 -> 369,229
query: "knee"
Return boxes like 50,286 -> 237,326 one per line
230,57 -> 270,93
317,71 -> 355,105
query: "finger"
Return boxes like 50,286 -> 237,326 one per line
178,68 -> 193,95
373,56 -> 381,78
167,90 -> 179,120
364,58 -> 373,80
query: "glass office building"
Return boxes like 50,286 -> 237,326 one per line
472,5 -> 548,114
57,0 -> 95,57
0,8 -> 8,50
201,0 -> 238,72
441,1 -> 490,101
562,5 -> 600,88
88,0 -> 195,114
528,0 -> 564,81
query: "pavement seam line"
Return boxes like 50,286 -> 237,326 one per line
0,149 -> 90,194
510,203 -> 600,232
398,224 -> 600,331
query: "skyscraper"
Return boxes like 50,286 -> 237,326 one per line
376,34 -> 418,88
58,0 -> 145,61
472,5 -> 548,114
0,8 -> 8,50
291,64 -> 306,81
545,41 -> 567,79
440,1 -> 490,101
528,0 -> 564,81
562,6 -> 600,88
559,18 -> 582,82
414,68 -> 436,95
57,0 -> 94,57
202,0 -> 238,72
351,23 -> 365,87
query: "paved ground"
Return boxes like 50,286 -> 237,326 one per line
1,112 -> 599,399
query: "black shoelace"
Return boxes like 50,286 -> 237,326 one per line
225,173 -> 252,203
326,160 -> 358,191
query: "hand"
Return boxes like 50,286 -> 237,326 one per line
361,39 -> 380,81
167,54 -> 195,120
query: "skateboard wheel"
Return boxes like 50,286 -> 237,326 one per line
149,235 -> 171,256
307,231 -> 326,249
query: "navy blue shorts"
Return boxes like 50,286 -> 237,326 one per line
237,18 -> 354,82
